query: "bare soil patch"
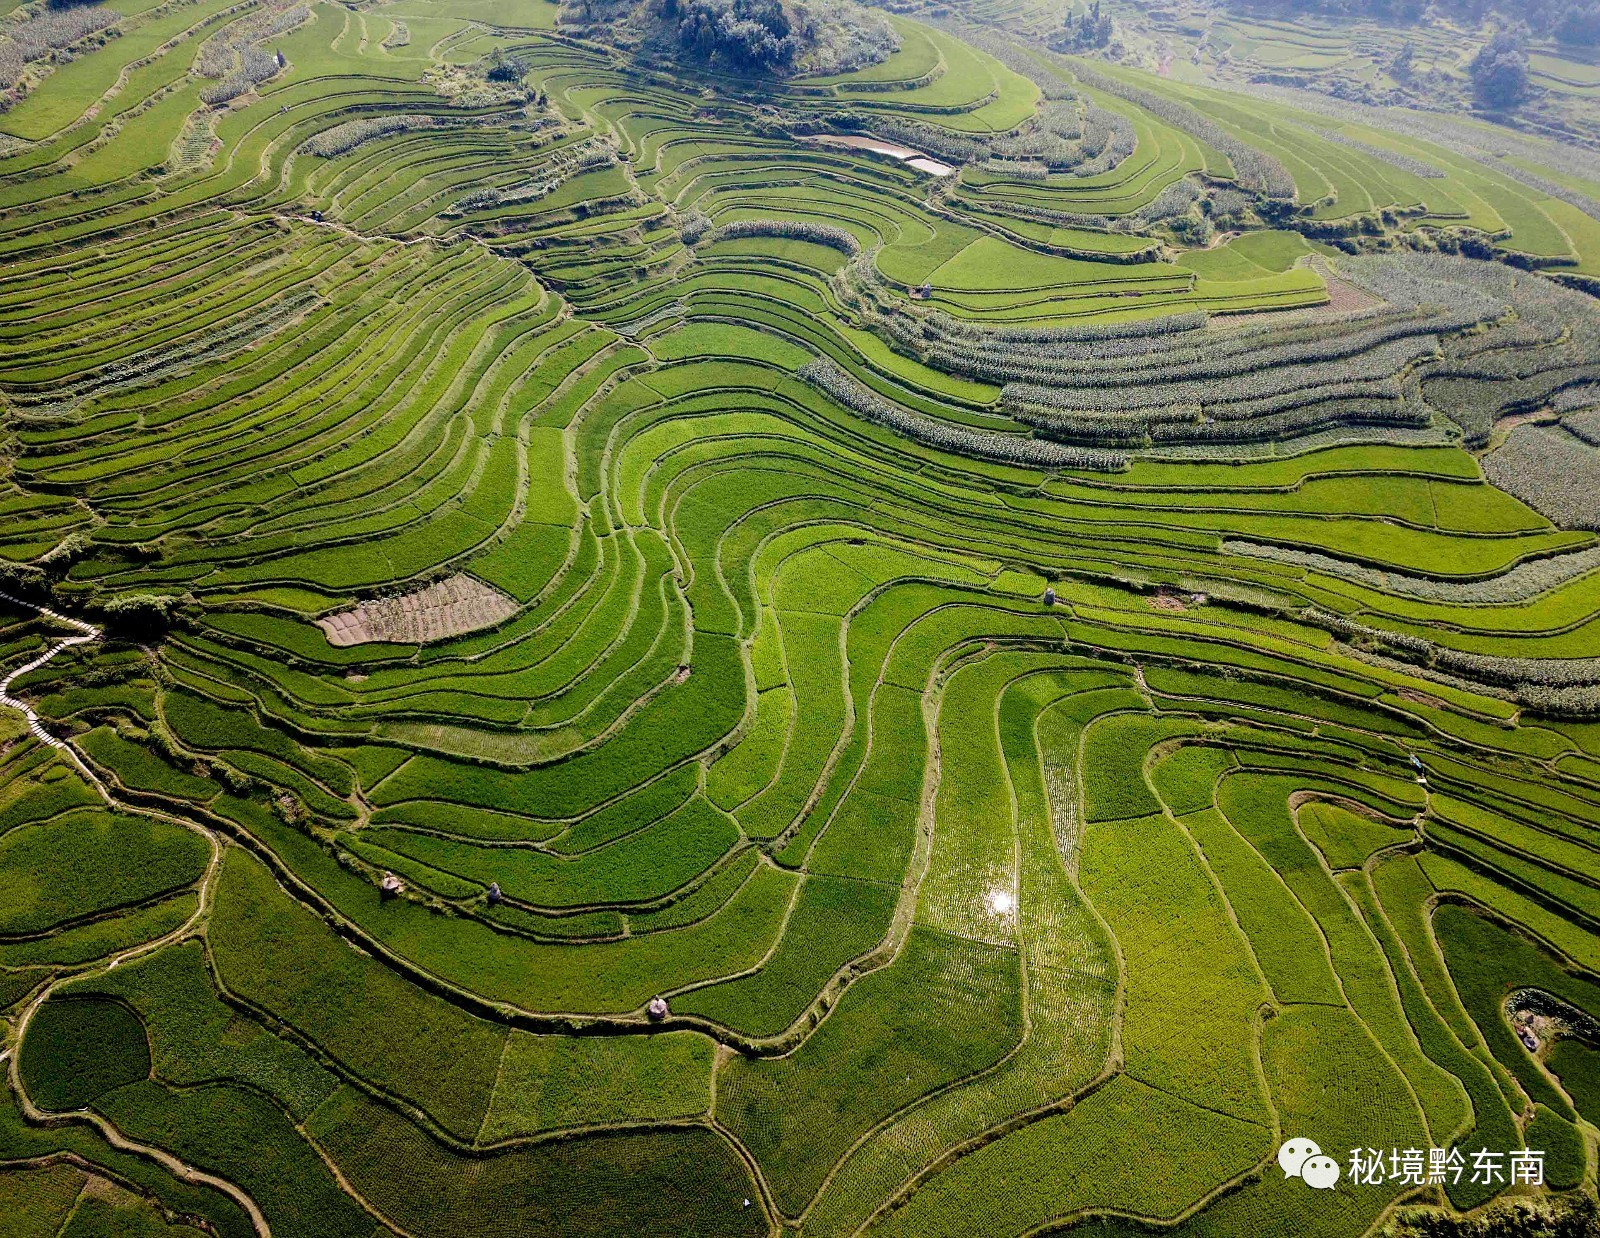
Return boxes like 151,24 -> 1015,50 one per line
317,574 -> 518,646
1322,275 -> 1381,314
1148,587 -> 1204,612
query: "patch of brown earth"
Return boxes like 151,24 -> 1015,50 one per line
1213,262 -> 1383,327
1322,275 -> 1381,314
317,573 -> 518,646
1149,587 -> 1206,611
78,1175 -> 127,1203
1481,406 -> 1560,453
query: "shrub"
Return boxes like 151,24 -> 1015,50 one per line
1383,1195 -> 1599,1238
484,48 -> 525,83
791,0 -> 896,75
985,101 -> 1134,175
194,4 -> 306,102
842,248 -> 1600,449
1316,610 -> 1600,712
697,217 -> 859,254
1209,187 -> 1253,220
1483,423 -> 1600,530
299,114 -> 440,159
4,5 -> 118,61
798,357 -> 1127,470
802,111 -> 988,164
96,593 -> 180,635
1469,26 -> 1532,111
450,139 -> 615,212
1070,62 -> 1296,199
670,0 -> 795,72
1224,539 -> 1600,604
678,208 -> 712,244
200,48 -> 282,106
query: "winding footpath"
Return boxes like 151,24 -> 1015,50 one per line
1,592 -> 271,1230
0,591 -> 108,800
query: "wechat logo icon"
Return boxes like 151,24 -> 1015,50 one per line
1280,1138 -> 1341,1190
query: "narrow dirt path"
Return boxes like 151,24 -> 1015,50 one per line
6,826 -> 268,1234
0,593 -> 273,1230
0,591 -> 109,800
7,1034 -> 272,1238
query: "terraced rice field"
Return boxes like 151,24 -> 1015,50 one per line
0,0 -> 1598,1233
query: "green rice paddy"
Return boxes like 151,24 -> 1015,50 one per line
0,0 -> 1597,1232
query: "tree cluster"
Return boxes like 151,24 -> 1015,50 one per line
665,0 -> 796,71
1468,25 -> 1531,111
1055,0 -> 1112,52
486,48 -> 527,82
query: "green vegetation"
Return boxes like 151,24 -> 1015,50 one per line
0,810 -> 207,935
0,0 -> 1597,1233
19,998 -> 151,1111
